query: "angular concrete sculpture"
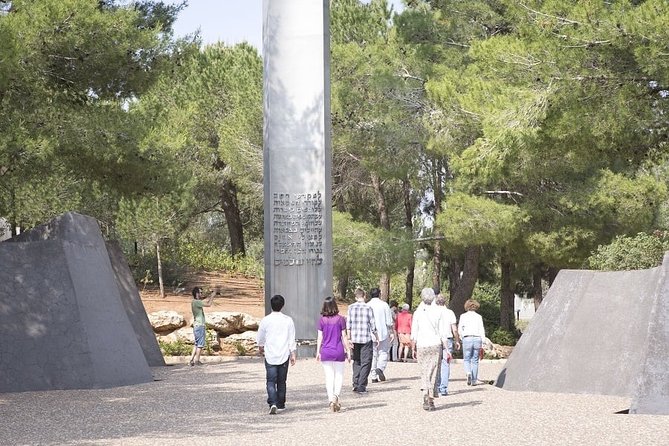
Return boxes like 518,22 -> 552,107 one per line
496,254 -> 669,415
0,212 -> 159,392
262,0 -> 333,341
106,241 -> 166,367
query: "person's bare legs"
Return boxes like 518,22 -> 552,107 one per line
189,346 -> 203,366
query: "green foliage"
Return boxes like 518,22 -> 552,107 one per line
0,0 -> 186,229
158,339 -> 191,357
116,195 -> 181,245
490,328 -> 518,347
203,330 -> 218,355
158,330 -> 217,356
438,193 -> 528,249
587,232 -> 669,271
463,279 -> 521,345
175,238 -> 263,278
416,0 -> 669,278
124,248 -> 186,287
333,210 -> 414,280
135,42 -> 264,255
230,340 -> 247,356
470,282 -> 502,336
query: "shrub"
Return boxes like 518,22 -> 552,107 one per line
176,239 -> 263,278
587,232 -> 669,271
203,330 -> 219,355
159,340 -> 192,356
231,340 -> 247,356
490,328 -> 518,346
472,282 -> 502,336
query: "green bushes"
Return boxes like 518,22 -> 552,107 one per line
468,282 -> 520,346
158,330 -> 219,356
490,328 -> 518,346
587,232 -> 669,271
471,282 -> 501,336
176,239 -> 263,278
122,237 -> 264,288
159,340 -> 192,356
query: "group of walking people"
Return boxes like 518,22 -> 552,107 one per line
411,287 -> 486,410
190,284 -> 486,414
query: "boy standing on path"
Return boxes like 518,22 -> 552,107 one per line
189,286 -> 218,366
257,295 -> 297,414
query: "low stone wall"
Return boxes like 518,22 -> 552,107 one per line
149,310 -> 260,356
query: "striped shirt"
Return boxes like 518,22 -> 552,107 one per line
346,301 -> 377,344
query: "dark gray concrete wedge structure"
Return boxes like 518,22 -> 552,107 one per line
106,240 -> 165,367
496,254 -> 669,415
0,212 -> 155,392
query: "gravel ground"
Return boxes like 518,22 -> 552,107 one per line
0,358 -> 667,446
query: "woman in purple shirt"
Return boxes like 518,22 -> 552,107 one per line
316,296 -> 350,412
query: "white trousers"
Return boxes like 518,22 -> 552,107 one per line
321,360 -> 345,402
370,337 -> 390,379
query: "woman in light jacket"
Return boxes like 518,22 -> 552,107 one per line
458,299 -> 485,386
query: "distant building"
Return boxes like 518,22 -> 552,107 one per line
514,294 -> 536,321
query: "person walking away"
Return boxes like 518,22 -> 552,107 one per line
396,304 -> 413,362
189,286 -> 218,366
346,287 -> 379,394
257,295 -> 297,414
367,288 -> 394,383
458,299 -> 485,386
434,295 -> 460,396
411,288 -> 447,411
388,300 -> 399,361
316,296 -> 350,412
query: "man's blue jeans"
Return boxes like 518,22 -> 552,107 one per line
462,336 -> 482,384
438,338 -> 454,395
265,359 -> 289,408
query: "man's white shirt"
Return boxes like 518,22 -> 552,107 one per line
368,297 -> 394,341
257,311 -> 296,365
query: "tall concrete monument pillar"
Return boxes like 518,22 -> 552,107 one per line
262,0 -> 333,344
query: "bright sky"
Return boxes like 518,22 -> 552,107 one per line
168,0 -> 405,48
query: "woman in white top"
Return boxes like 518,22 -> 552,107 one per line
458,299 -> 485,386
411,288 -> 448,411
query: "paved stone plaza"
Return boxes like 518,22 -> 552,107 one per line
0,358 -> 666,445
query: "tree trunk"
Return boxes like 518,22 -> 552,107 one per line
371,172 -> 391,301
405,264 -> 415,309
220,177 -> 246,256
547,266 -> 560,286
371,173 -> 389,230
433,241 -> 443,292
448,246 -> 481,319
402,177 -> 415,308
337,275 -> 349,301
531,263 -> 543,310
379,273 -> 390,302
432,159 -> 444,291
500,252 -> 515,331
156,240 -> 165,299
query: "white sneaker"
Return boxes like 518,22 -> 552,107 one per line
269,405 -> 277,415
